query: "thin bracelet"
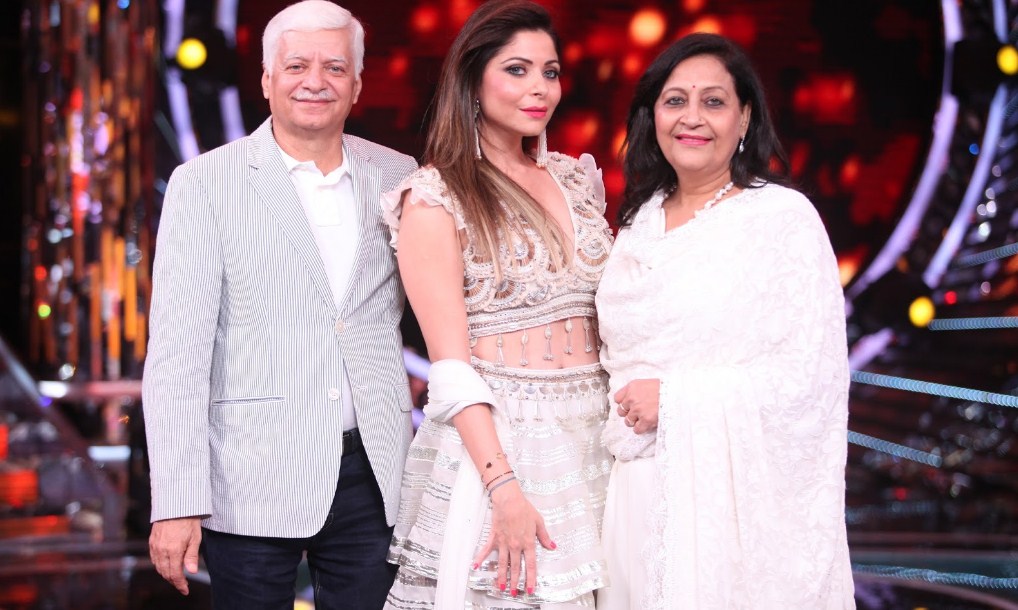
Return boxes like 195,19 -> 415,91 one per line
487,475 -> 517,497
484,470 -> 517,488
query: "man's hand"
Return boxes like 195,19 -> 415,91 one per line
149,516 -> 202,595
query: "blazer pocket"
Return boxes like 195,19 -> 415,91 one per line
210,395 -> 285,406
393,382 -> 413,412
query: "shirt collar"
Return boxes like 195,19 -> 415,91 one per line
277,143 -> 352,184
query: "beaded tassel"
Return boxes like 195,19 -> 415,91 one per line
520,329 -> 530,366
543,324 -> 554,361
495,333 -> 505,367
582,317 -> 593,353
564,318 -> 574,355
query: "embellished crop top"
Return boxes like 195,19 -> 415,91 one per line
381,152 -> 613,342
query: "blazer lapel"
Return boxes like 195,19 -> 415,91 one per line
247,118 -> 337,314
339,136 -> 380,317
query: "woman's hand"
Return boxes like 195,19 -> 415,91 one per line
615,378 -> 660,434
471,481 -> 555,597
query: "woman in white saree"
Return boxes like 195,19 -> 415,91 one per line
595,33 -> 855,609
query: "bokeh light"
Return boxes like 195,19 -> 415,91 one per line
909,296 -> 935,328
685,16 -> 723,36
176,38 -> 207,70
388,52 -> 409,78
411,5 -> 440,35
629,9 -> 666,47
996,44 -> 1018,75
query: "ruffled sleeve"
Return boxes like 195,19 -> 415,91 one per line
578,153 -> 606,214
380,165 -> 466,251
644,193 -> 855,609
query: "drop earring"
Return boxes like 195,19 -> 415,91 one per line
738,136 -> 745,154
474,99 -> 482,160
535,130 -> 548,168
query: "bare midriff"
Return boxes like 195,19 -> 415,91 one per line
469,316 -> 600,370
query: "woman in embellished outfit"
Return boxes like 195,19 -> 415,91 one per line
595,33 -> 855,609
381,1 -> 614,608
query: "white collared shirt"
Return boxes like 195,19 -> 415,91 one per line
278,144 -> 359,431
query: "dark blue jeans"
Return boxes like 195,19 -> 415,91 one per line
201,447 -> 396,610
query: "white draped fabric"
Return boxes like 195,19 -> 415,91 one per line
595,183 -> 856,609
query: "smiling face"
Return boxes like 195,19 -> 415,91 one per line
654,54 -> 751,184
261,28 -> 362,143
476,29 -> 562,151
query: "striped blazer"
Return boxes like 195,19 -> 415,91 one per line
142,118 -> 417,536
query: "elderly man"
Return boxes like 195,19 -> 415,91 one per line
143,2 -> 416,608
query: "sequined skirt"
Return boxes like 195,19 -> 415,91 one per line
385,359 -> 612,609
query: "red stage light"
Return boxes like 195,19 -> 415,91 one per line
726,14 -> 757,47
683,0 -> 706,13
840,155 -> 861,188
621,53 -> 643,78
236,25 -> 250,56
944,291 -> 957,305
389,52 -> 409,78
564,42 -> 583,64
411,5 -> 440,35
450,0 -> 478,27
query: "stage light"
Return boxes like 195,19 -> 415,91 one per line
37,304 -> 52,319
388,52 -> 409,78
177,38 -> 208,70
622,53 -> 643,78
997,44 -> 1018,76
838,257 -> 859,287
564,42 -> 583,64
943,290 -> 957,305
909,296 -> 935,327
629,9 -> 666,47
686,16 -> 722,36
411,5 -> 440,35
612,127 -> 626,157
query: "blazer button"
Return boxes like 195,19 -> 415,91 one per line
327,388 -> 341,401
334,318 -> 346,333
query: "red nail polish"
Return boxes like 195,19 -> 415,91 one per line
499,582 -> 506,591
512,590 -> 518,597
471,562 -> 479,570
527,587 -> 534,595
550,541 -> 557,550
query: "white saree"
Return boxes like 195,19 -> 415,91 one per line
595,183 -> 856,609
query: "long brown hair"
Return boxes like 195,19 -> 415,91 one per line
425,0 -> 568,277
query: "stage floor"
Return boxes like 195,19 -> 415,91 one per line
1,538 -> 1017,610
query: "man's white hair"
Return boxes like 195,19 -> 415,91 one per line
262,0 -> 365,76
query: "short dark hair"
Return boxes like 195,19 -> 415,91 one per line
618,33 -> 790,227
